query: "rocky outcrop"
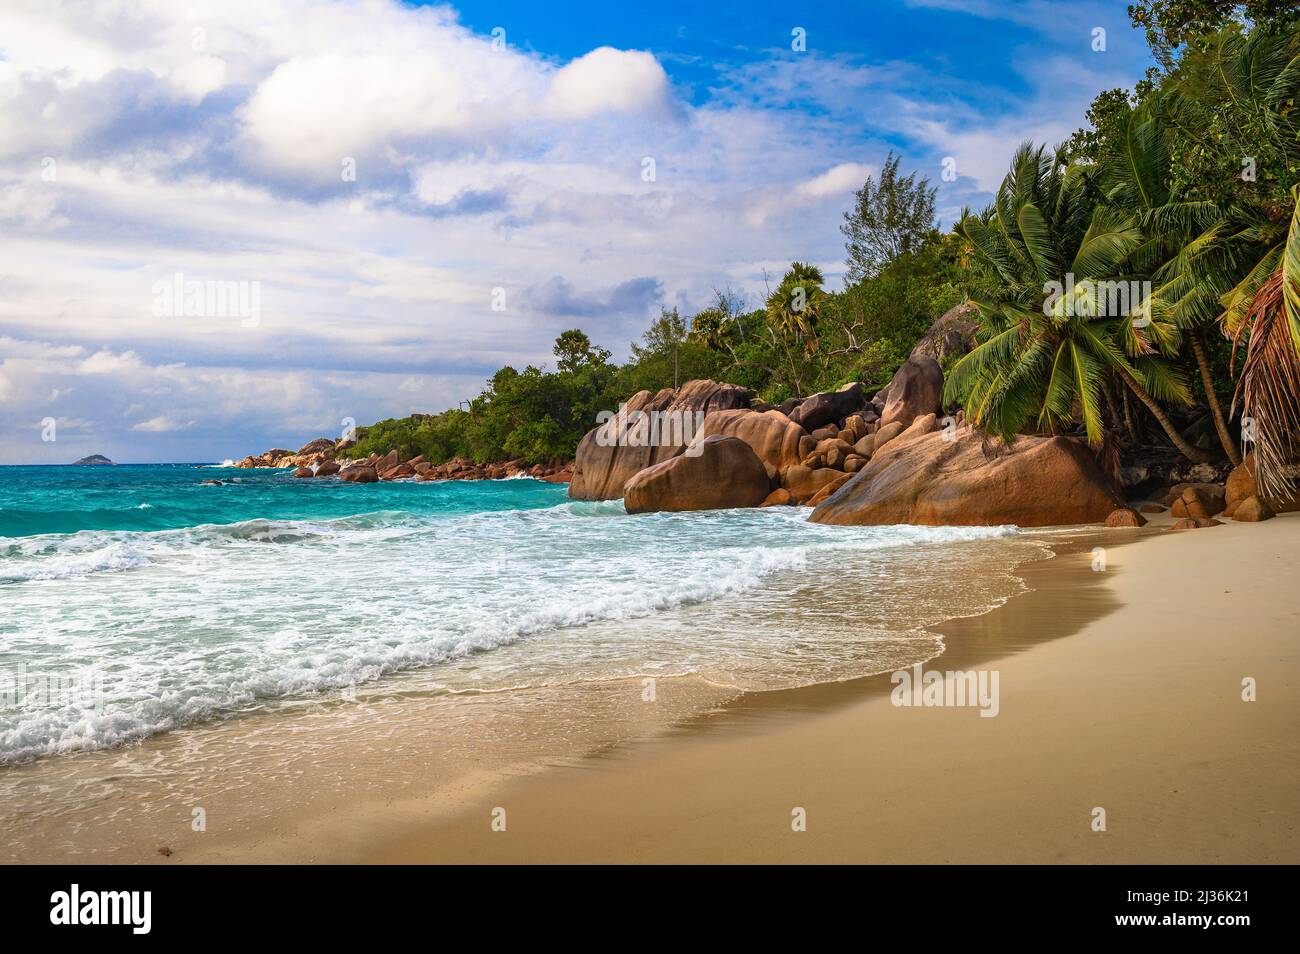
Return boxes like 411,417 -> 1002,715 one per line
810,427 -> 1121,527
1222,452 -> 1299,518
568,380 -> 752,500
623,436 -> 770,514
909,302 -> 979,364
787,382 -> 865,432
339,463 -> 378,483
781,465 -> 846,504
72,454 -> 114,466
693,409 -> 806,475
877,356 -> 944,430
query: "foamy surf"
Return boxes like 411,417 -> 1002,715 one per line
0,464 -> 1038,765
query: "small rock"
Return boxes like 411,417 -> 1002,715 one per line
1104,507 -> 1147,528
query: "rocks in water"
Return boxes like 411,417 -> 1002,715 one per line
877,356 -> 944,430
761,487 -> 794,507
569,379 -> 752,501
339,464 -> 378,483
787,382 -> 865,432
72,454 -> 114,466
692,409 -> 807,475
293,466 -> 315,478
1104,507 -> 1147,528
809,427 -> 1121,527
806,473 -> 852,507
315,459 -> 341,477
1232,496 -> 1275,522
623,436 -> 769,514
1138,503 -> 1166,514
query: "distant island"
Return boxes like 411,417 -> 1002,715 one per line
71,454 -> 114,466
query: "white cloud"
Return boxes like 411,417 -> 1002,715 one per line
130,415 -> 195,433
545,47 -> 675,120
797,163 -> 872,199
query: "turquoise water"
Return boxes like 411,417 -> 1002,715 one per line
0,464 -> 565,537
0,464 -> 1035,765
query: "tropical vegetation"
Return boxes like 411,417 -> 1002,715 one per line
348,7 -> 1300,496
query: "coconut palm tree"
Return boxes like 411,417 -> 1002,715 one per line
946,143 -> 1206,459
1097,98 -> 1240,461
1147,26 -> 1300,494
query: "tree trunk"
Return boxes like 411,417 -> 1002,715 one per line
1121,383 -> 1138,442
1191,328 -> 1241,465
1116,366 -> 1214,463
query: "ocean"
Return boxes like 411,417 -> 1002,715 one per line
0,464 -> 1043,767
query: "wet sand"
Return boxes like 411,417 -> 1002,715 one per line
355,512 -> 1299,864
6,513 -> 1297,864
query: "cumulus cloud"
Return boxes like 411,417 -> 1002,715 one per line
0,0 -> 1151,462
797,163 -> 872,199
545,47 -> 676,120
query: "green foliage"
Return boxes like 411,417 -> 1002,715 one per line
841,152 -> 938,284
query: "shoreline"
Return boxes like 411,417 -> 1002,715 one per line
171,526 -> 1118,864
4,513 -> 1296,863
354,512 -> 1299,864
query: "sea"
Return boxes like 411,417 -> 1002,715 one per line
0,463 -> 1046,768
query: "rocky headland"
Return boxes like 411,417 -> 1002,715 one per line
234,437 -> 572,484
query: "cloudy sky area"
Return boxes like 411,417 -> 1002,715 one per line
0,0 -> 1155,463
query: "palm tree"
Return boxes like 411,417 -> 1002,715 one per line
1098,98 -> 1240,462
1148,26 -> 1300,494
766,262 -> 825,344
946,143 -> 1207,459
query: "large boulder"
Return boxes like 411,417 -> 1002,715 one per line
339,464 -> 378,484
810,427 -> 1121,527
908,302 -> 979,364
569,380 -> 752,500
1232,496 -> 1275,522
692,408 -> 807,475
877,356 -> 944,430
296,437 -> 337,457
1169,483 -> 1226,519
623,436 -> 769,514
1223,452 -> 1300,516
787,382 -> 865,432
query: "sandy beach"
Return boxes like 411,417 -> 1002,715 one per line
154,511 -> 1295,865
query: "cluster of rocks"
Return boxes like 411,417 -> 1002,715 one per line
576,355 -> 955,513
236,437 -> 572,484
571,335 -> 1296,529
1127,452 -> 1295,531
318,451 -> 571,484
573,352 -> 1133,526
235,437 -> 347,470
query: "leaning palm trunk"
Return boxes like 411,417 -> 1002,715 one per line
1114,365 -> 1213,463
1190,329 -> 1241,464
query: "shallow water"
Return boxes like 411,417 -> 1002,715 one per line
1,464 -> 1042,768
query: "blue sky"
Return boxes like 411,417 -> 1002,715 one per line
0,0 -> 1155,463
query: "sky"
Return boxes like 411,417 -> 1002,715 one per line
0,0 -> 1157,464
